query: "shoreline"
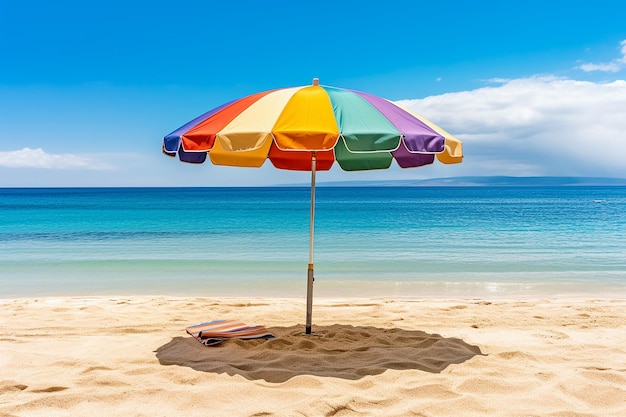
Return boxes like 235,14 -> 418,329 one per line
2,295 -> 625,416
3,272 -> 626,300
3,286 -> 626,302
3,291 -> 626,299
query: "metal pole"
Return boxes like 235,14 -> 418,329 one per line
305,151 -> 316,334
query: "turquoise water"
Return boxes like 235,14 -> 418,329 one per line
1,186 -> 625,298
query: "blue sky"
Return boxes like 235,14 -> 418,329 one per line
1,0 -> 625,186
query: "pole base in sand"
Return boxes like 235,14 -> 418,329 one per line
305,265 -> 314,334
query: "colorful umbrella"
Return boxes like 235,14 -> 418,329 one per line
162,79 -> 463,334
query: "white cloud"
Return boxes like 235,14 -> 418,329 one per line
0,148 -> 113,169
577,39 -> 626,73
578,62 -> 622,73
396,76 -> 626,178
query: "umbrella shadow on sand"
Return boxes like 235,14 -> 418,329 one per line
155,324 -> 484,383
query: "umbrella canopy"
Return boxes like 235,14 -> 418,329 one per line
162,79 -> 463,334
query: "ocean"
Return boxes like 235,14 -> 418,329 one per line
1,186 -> 625,299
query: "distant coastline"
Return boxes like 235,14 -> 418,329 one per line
313,176 -> 626,187
1,176 -> 626,189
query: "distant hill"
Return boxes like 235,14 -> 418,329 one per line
314,176 -> 626,187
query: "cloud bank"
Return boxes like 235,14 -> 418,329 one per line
397,76 -> 626,178
0,148 -> 112,170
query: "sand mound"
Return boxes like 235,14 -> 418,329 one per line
156,324 -> 483,382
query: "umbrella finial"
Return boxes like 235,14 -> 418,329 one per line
312,78 -> 319,86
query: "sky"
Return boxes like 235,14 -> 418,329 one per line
1,0 -> 626,187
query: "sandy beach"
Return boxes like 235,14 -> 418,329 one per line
1,296 -> 625,416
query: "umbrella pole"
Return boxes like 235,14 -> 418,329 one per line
305,151 -> 317,334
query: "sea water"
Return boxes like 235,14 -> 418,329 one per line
1,186 -> 625,298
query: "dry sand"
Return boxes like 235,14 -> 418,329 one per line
1,296 -> 625,416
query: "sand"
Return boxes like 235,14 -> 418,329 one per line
1,296 -> 625,417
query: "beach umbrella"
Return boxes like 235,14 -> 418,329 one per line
162,78 -> 463,334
